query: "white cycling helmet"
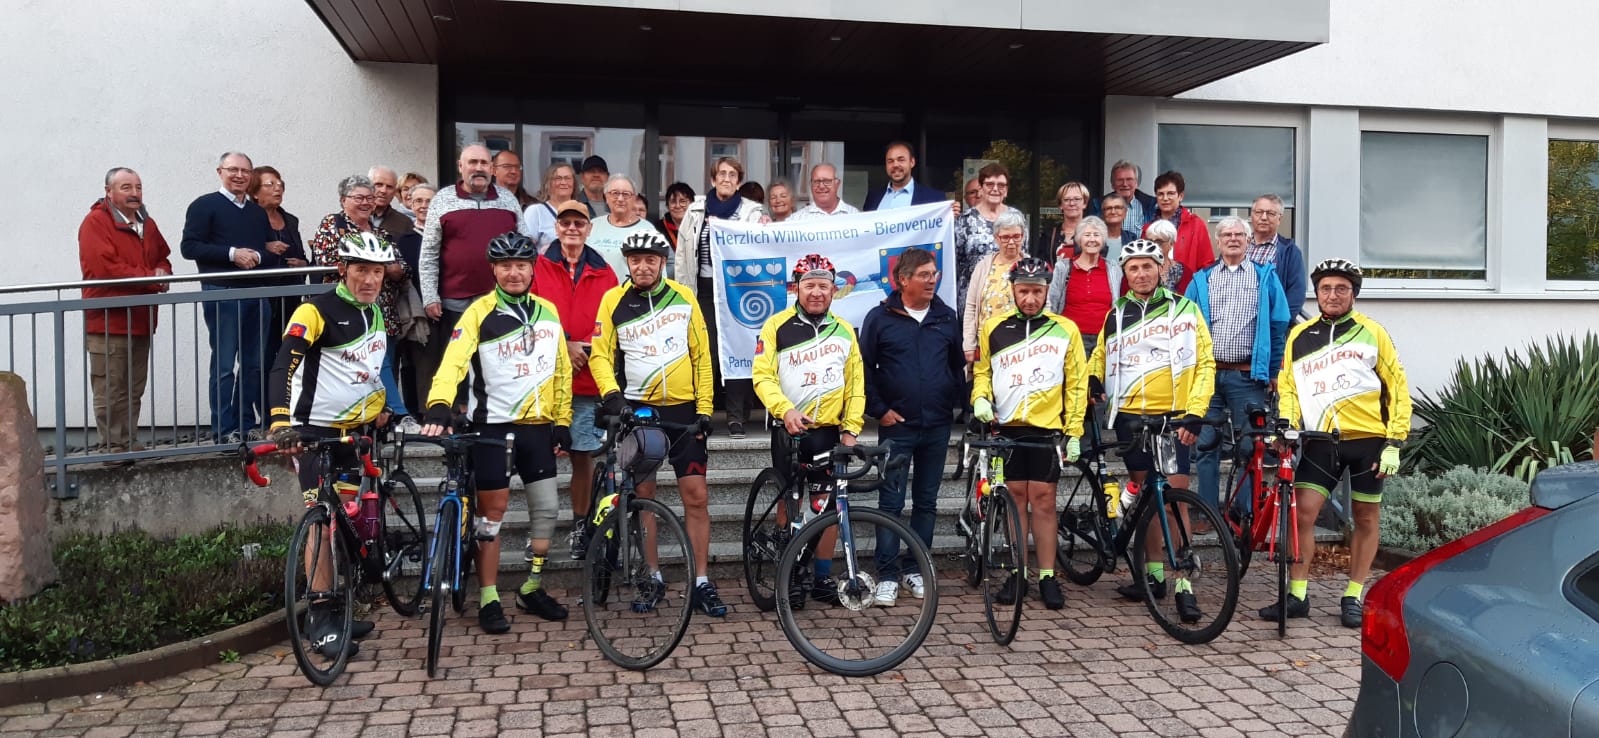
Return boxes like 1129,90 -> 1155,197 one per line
336,232 -> 397,264
1118,238 -> 1165,268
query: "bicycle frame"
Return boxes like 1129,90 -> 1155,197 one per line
411,433 -> 509,604
244,435 -> 385,580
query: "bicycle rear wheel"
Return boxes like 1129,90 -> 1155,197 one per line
775,508 -> 938,677
426,503 -> 459,678
1276,482 -> 1294,638
742,468 -> 790,613
1056,468 -> 1108,586
982,487 -> 1025,645
380,469 -> 427,616
960,472 -> 981,587
285,504 -> 354,686
583,497 -> 695,670
1131,487 -> 1240,644
1223,465 -> 1256,579
452,518 -> 475,615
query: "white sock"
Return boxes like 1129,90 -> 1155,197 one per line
694,575 -> 708,587
653,570 -> 664,583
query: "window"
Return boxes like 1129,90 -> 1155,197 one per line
1548,139 -> 1599,281
1360,131 -> 1488,280
549,137 -> 589,170
656,137 -> 677,201
771,141 -> 806,191
454,123 -> 515,155
707,139 -> 744,188
1158,123 -> 1297,244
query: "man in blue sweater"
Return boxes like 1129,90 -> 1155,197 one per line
1246,194 -> 1307,318
180,152 -> 289,443
860,247 -> 964,606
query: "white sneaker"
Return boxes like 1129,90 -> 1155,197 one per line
903,572 -> 926,599
874,580 -> 899,606
395,416 -> 423,436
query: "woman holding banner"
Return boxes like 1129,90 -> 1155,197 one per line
961,211 -> 1029,363
674,157 -> 767,438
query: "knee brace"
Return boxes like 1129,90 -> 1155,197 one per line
527,477 -> 559,541
476,516 -> 502,541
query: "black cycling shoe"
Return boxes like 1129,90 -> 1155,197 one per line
516,588 -> 569,621
1340,596 -> 1363,629
305,606 -> 359,658
1117,574 -> 1168,602
694,582 -> 729,617
993,571 -> 1026,606
811,576 -> 841,607
632,577 -> 665,613
1175,591 -> 1203,623
1258,595 -> 1311,622
477,600 -> 511,634
350,620 -> 375,640
1039,575 -> 1065,610
568,525 -> 589,561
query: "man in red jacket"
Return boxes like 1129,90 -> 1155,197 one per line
1143,170 -> 1215,293
78,167 -> 173,464
530,200 -> 620,560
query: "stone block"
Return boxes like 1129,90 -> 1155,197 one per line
0,372 -> 58,601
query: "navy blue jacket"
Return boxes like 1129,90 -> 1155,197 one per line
1263,235 -> 1308,318
861,292 -> 964,427
862,179 -> 948,212
1089,189 -> 1157,224
180,192 -> 278,286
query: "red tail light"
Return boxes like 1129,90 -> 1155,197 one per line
1362,505 -> 1550,682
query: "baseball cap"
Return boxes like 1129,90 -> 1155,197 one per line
553,200 -> 590,219
580,155 -> 609,174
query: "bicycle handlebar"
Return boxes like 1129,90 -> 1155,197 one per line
240,435 -> 380,487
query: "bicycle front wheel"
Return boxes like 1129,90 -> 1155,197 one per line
426,504 -> 459,678
1130,487 -> 1240,644
742,468 -> 790,613
1056,466 -> 1108,586
775,508 -> 938,677
285,504 -> 354,686
583,497 -> 695,670
380,469 -> 428,616
982,487 -> 1025,645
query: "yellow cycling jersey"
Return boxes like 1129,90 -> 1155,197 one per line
751,307 -> 866,435
429,288 -> 572,426
589,278 -> 714,416
971,310 -> 1088,437
1278,310 -> 1411,441
1088,287 -> 1215,422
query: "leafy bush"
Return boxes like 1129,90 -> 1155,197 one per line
1407,333 -> 1599,481
1380,466 -> 1529,552
0,523 -> 290,672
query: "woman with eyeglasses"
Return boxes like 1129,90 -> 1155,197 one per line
250,166 -> 309,362
588,173 -> 667,279
522,163 -> 584,248
673,156 -> 767,438
658,182 -> 695,251
1041,181 -> 1091,263
961,210 -> 1030,363
307,174 -> 413,422
953,162 -> 1028,329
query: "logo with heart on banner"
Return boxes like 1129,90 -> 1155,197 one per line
722,258 -> 788,329
877,242 -> 944,292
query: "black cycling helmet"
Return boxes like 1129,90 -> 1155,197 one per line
1310,258 -> 1363,297
1007,257 -> 1052,286
620,230 -> 670,259
486,231 -> 537,262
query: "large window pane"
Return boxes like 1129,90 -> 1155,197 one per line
1158,124 -> 1295,207
1548,139 -> 1599,281
521,125 -> 645,200
1360,131 -> 1487,278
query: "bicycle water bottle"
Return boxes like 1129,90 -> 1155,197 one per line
1104,480 -> 1121,519
1121,481 -> 1139,514
335,473 -> 360,520
592,493 -> 619,539
356,488 -> 382,541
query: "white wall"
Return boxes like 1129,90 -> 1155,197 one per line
1180,0 -> 1599,119
1359,299 -> 1599,395
0,0 -> 437,425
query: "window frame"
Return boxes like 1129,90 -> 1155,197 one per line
542,132 -> 593,173
707,138 -> 745,190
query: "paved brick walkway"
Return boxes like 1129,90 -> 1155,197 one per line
0,564 -> 1360,738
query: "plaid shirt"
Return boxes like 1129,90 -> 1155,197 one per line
1247,236 -> 1280,268
1207,261 -> 1258,363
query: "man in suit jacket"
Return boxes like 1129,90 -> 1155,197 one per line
863,141 -> 952,211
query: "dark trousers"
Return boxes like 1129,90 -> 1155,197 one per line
424,308 -> 469,410
201,286 -> 268,438
875,423 -> 947,581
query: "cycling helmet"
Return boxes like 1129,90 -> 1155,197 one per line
1310,258 -> 1363,296
336,232 -> 397,264
485,231 -> 537,262
1007,257 -> 1052,285
1118,238 -> 1165,267
619,230 -> 670,258
792,254 -> 837,283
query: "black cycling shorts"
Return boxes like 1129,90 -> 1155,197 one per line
632,401 -> 708,479
293,425 -> 363,495
997,426 -> 1061,484
770,424 -> 842,485
1296,437 -> 1386,504
1112,413 -> 1192,475
472,422 -> 557,490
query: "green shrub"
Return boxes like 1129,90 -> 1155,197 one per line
1381,466 -> 1529,552
0,523 -> 290,672
1407,333 -> 1599,481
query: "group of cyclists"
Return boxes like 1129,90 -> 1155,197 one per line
265,221 -> 1410,657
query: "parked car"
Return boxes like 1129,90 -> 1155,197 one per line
1345,461 -> 1599,736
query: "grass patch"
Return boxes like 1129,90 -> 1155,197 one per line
0,523 -> 290,672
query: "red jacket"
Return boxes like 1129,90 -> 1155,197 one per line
78,200 -> 173,336
1143,208 -> 1215,293
532,244 -> 620,397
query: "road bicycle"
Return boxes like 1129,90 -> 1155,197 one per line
773,442 -> 929,677
956,426 -> 1065,646
1218,404 -> 1277,581
242,433 -> 424,685
1055,415 -> 1242,643
393,431 -> 510,678
742,421 -> 848,614
581,407 -> 696,670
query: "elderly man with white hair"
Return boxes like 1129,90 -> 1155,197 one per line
789,163 -> 859,220
587,173 -> 666,278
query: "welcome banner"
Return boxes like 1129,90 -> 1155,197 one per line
708,201 -> 956,380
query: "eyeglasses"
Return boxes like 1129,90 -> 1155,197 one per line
1317,285 -> 1353,296
964,190 -> 980,197
605,190 -> 635,198
1219,231 -> 1249,240
1251,210 -> 1283,219
982,182 -> 1008,191
259,180 -> 285,189
1101,204 -> 1126,211
1060,196 -> 1085,204
219,166 -> 253,176
810,178 -> 838,188
911,270 -> 940,282
713,171 -> 740,181
550,175 -> 575,182
557,219 -> 588,229
345,194 -> 375,203
495,163 -> 522,170
995,234 -> 1025,243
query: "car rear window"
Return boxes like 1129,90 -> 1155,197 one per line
1567,553 -> 1599,624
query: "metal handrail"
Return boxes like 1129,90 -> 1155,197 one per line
0,266 -> 336,296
